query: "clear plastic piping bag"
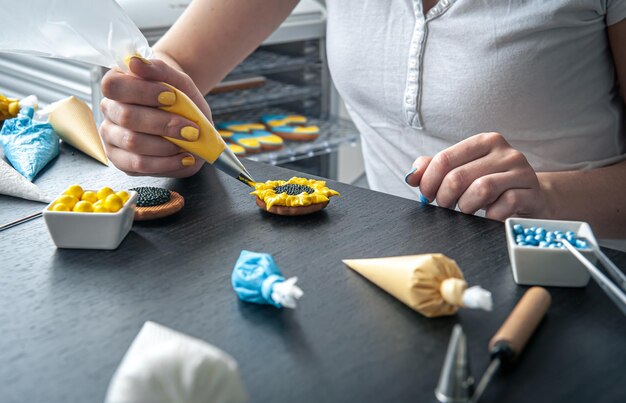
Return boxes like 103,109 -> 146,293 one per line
0,0 -> 152,71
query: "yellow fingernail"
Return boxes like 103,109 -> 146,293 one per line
158,91 -> 176,106
182,155 -> 195,166
180,126 -> 199,141
132,55 -> 152,65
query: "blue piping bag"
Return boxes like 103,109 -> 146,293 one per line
232,250 -> 303,309
0,106 -> 59,181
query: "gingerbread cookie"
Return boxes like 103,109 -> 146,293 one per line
131,187 -> 184,221
250,177 -> 340,216
260,114 -> 320,142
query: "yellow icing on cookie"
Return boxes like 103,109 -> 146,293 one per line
255,134 -> 284,145
218,129 -> 234,139
251,177 -> 340,210
226,123 -> 266,132
293,126 -> 320,134
228,144 -> 246,155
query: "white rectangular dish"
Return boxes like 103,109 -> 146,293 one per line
43,191 -> 137,250
505,217 -> 596,287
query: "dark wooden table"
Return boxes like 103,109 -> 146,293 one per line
1,145 -> 625,403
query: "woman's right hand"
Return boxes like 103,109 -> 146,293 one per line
100,56 -> 211,177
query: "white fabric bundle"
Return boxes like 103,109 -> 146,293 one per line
105,322 -> 247,403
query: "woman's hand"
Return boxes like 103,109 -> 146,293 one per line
405,132 -> 549,221
100,57 -> 210,177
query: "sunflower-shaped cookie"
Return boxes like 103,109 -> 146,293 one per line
251,177 -> 340,216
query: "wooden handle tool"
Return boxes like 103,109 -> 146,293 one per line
489,286 -> 551,361
470,287 -> 551,403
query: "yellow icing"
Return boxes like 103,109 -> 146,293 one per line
267,115 -> 308,127
256,134 -> 284,145
238,138 -> 261,148
218,129 -> 233,139
293,126 -> 320,134
158,83 -> 225,163
228,144 -> 246,155
227,123 -> 266,132
251,177 -> 340,210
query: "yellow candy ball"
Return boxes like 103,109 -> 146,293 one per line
73,201 -> 94,213
116,190 -> 130,203
55,195 -> 78,210
97,187 -> 115,200
64,184 -> 84,199
51,203 -> 70,212
104,194 -> 124,212
94,206 -> 109,213
81,191 -> 98,203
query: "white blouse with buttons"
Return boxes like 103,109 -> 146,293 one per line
326,0 -> 626,200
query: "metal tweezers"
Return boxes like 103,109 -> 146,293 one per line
562,239 -> 626,316
0,211 -> 42,232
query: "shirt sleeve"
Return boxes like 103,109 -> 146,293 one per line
607,0 -> 626,26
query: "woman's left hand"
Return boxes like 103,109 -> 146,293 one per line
405,132 -> 549,221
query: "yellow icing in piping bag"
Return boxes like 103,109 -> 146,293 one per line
123,55 -> 254,186
158,83 -> 255,186
158,83 -> 224,163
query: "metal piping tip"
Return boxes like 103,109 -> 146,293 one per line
213,146 -> 256,187
237,171 -> 256,187
435,324 -> 475,403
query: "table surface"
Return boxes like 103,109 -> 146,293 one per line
1,145 -> 625,403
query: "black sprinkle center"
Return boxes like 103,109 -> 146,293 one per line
131,186 -> 171,207
274,184 -> 314,195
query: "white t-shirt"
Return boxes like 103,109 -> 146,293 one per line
326,0 -> 626,200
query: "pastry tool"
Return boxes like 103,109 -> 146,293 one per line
562,238 -> 626,316
0,211 -> 42,232
435,287 -> 551,403
435,324 -> 474,402
158,83 -> 255,187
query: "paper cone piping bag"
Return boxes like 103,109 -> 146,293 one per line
343,254 -> 492,318
0,158 -> 52,203
43,97 -> 108,165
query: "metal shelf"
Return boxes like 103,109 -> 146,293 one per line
227,50 -> 318,79
206,79 -> 321,115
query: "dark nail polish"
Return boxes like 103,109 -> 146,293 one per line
404,168 -> 417,184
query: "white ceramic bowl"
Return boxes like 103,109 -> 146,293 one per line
43,191 -> 137,250
505,217 -> 597,287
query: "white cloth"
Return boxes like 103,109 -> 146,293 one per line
105,322 -> 247,403
326,0 -> 626,200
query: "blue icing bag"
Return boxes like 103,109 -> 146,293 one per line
232,250 -> 303,309
0,106 -> 59,181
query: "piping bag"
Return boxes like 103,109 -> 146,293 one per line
343,253 -> 492,318
0,0 -> 254,187
232,250 -> 303,309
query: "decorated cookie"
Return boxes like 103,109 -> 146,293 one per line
260,114 -> 320,142
218,122 -> 284,152
218,121 -> 266,133
228,143 -> 247,156
244,130 -> 283,151
218,130 -> 247,156
131,186 -> 184,221
251,177 -> 340,216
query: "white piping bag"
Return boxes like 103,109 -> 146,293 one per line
0,158 -> 52,203
0,0 -> 151,71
